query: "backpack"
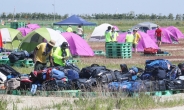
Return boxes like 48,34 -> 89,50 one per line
5,78 -> 20,90
120,64 -> 129,74
65,62 -> 80,73
72,78 -> 94,92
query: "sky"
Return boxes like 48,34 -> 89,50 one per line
0,0 -> 183,16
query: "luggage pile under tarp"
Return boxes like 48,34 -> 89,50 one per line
1,59 -> 184,96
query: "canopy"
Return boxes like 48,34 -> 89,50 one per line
147,28 -> 178,44
17,27 -> 32,36
61,32 -> 94,57
166,26 -> 184,39
19,28 -> 68,52
26,24 -> 40,30
132,22 -> 158,32
53,15 -> 96,26
90,23 -> 119,41
0,28 -> 22,49
117,31 -> 159,52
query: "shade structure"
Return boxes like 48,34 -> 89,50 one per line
53,15 -> 96,26
0,28 -> 22,49
17,27 -> 32,36
26,24 -> 40,30
166,26 -> 184,39
90,23 -> 119,41
61,32 -> 94,57
132,22 -> 158,32
19,28 -> 68,52
117,31 -> 159,52
147,28 -> 178,44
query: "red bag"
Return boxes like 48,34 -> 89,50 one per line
144,48 -> 157,54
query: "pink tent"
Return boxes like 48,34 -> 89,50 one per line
113,25 -> 119,31
166,26 -> 184,39
117,31 -> 159,52
17,28 -> 32,36
61,32 -> 94,56
26,24 -> 40,30
147,28 -> 178,44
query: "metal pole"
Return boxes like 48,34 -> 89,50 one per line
13,7 -> 15,21
53,0 -> 55,22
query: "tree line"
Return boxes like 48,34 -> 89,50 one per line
1,12 -> 184,20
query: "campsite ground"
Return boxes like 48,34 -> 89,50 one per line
6,39 -> 184,110
1,21 -> 184,110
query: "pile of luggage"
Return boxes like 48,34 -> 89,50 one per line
1,58 -> 184,96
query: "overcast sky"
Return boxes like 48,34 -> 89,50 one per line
0,0 -> 183,16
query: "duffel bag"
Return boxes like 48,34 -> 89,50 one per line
66,69 -> 79,80
79,64 -> 106,79
8,51 -> 29,63
144,47 -> 157,54
166,80 -> 184,90
97,69 -> 117,84
51,69 -> 66,80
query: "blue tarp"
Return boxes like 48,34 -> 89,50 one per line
53,15 -> 96,26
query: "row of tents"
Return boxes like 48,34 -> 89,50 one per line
0,28 -> 95,56
0,14 -> 184,55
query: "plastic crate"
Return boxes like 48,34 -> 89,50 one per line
24,59 -> 34,67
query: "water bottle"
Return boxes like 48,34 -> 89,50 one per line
30,84 -> 37,95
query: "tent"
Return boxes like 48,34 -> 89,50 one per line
117,31 -> 159,52
26,24 -> 40,30
90,23 -> 119,41
61,32 -> 94,57
17,27 -> 32,36
53,15 -> 96,26
147,28 -> 178,44
166,26 -> 184,39
19,28 -> 68,52
132,22 -> 158,32
0,28 -> 22,50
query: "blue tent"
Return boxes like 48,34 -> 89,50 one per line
53,15 -> 96,26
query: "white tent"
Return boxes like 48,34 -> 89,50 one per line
132,22 -> 158,32
90,23 -> 118,41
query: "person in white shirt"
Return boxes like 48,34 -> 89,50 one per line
77,25 -> 83,37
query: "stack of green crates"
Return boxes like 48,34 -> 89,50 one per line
106,42 -> 132,58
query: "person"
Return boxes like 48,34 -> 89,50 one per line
133,28 -> 141,53
111,27 -> 119,42
125,30 -> 134,43
105,26 -> 112,43
155,25 -> 164,47
77,25 -> 83,37
66,25 -> 73,32
53,42 -> 71,66
33,40 -> 55,71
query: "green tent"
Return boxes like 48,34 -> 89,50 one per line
19,28 -> 68,52
0,28 -> 23,50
